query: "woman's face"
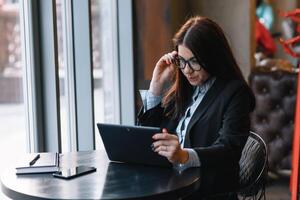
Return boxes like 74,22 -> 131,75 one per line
178,45 -> 210,86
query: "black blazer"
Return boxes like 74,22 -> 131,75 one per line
137,78 -> 255,195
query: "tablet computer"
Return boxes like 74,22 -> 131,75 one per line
97,123 -> 172,167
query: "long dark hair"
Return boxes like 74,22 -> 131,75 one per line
162,16 -> 254,119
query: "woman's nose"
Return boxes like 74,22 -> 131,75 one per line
182,63 -> 193,74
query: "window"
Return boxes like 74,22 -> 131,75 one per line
0,0 -> 123,165
0,0 -> 26,197
91,0 -> 120,149
0,0 -> 26,162
56,0 -> 77,152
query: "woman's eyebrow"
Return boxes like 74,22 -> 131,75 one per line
178,55 -> 196,61
188,57 -> 197,61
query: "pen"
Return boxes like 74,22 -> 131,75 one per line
29,154 -> 40,166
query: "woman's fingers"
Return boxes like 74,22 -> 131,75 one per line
152,133 -> 179,155
157,51 -> 178,66
162,52 -> 177,65
154,145 -> 168,152
158,150 -> 172,158
171,51 -> 178,56
155,145 -> 179,163
153,133 -> 177,140
159,145 -> 176,152
152,139 -> 177,149
164,53 -> 173,65
151,128 -> 183,163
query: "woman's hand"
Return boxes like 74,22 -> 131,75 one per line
152,128 -> 189,164
149,51 -> 178,96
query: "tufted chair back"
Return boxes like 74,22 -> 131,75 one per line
249,69 -> 298,173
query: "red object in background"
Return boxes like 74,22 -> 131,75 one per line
279,9 -> 300,200
279,9 -> 300,34
279,36 -> 300,58
255,18 -> 277,55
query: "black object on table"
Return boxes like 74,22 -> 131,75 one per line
1,150 -> 201,199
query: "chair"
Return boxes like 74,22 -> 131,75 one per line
249,69 -> 297,175
238,131 -> 268,200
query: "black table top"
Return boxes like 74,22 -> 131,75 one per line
1,150 -> 201,199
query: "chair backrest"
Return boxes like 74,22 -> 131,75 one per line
238,131 -> 268,198
249,69 -> 297,173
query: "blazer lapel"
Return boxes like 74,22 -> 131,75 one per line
183,78 -> 226,147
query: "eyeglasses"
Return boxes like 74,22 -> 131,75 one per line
175,56 -> 202,72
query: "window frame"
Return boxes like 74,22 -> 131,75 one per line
117,0 -> 135,125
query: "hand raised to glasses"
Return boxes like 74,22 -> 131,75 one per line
152,128 -> 189,164
149,51 -> 178,96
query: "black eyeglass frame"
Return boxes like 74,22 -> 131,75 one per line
174,56 -> 203,72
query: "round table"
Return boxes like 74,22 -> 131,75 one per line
1,150 -> 201,199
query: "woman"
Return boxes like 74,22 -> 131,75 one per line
138,16 -> 255,199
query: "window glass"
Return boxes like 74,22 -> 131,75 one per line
0,0 -> 26,198
54,0 -> 119,152
55,0 -> 70,152
91,0 -> 119,149
56,0 -> 78,152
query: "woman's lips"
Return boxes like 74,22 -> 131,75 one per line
187,76 -> 197,81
